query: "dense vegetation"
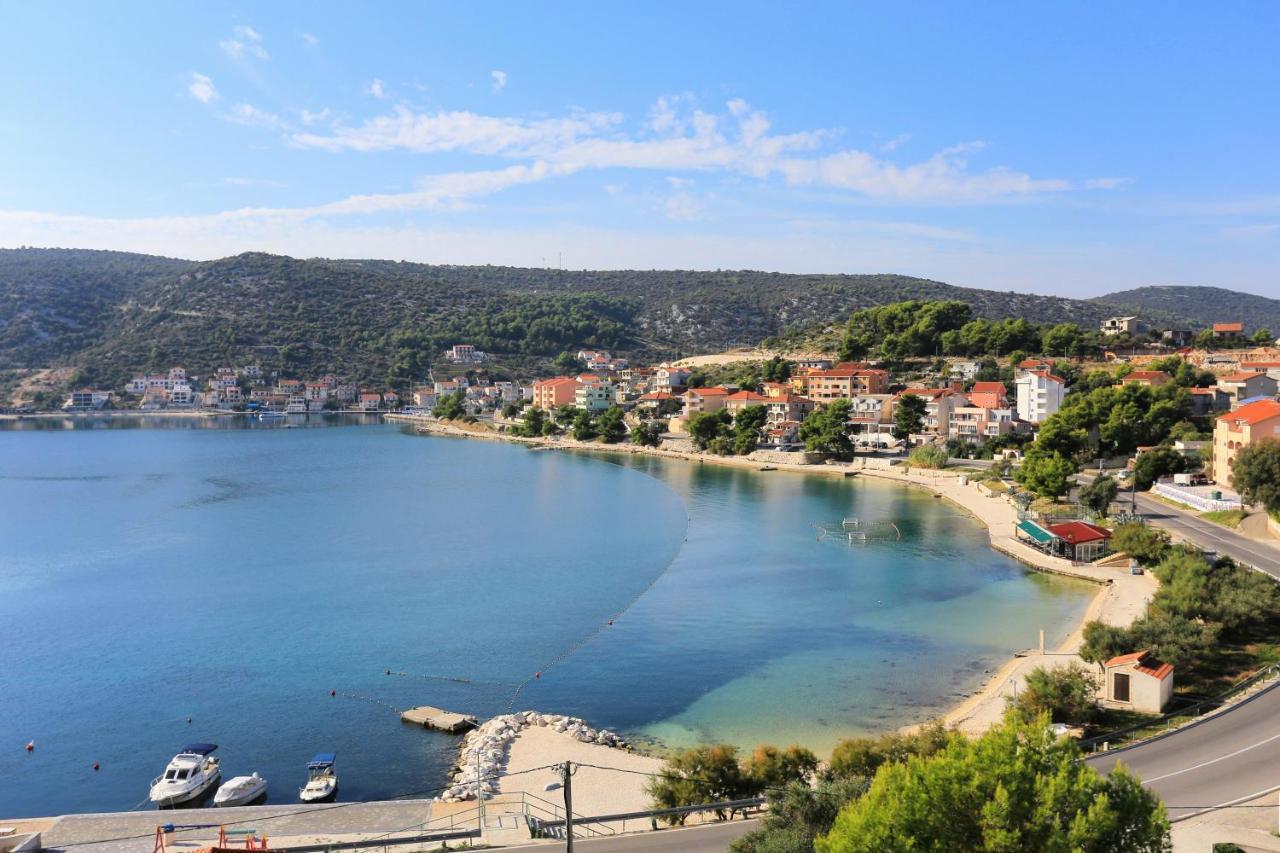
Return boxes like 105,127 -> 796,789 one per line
1095,285 -> 1280,339
7,248 -> 1269,400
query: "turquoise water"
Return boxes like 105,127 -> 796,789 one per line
0,418 -> 1093,818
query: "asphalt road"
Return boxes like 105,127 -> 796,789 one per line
501,819 -> 758,851
1085,491 -> 1280,820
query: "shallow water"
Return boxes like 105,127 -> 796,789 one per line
0,417 -> 1093,817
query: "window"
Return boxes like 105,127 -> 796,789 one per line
1113,672 -> 1131,703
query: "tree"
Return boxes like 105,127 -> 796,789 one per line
1079,475 -> 1119,516
825,726 -> 951,782
647,745 -> 750,824
432,391 -> 465,420
631,421 -> 664,448
687,409 -> 732,451
1041,323 -> 1084,357
798,400 -> 853,459
1109,522 -> 1171,565
1080,621 -> 1132,671
732,404 -> 769,455
742,745 -> 820,795
513,406 -> 546,437
1009,663 -> 1100,725
731,777 -> 869,853
1133,447 -> 1189,490
816,716 -> 1170,853
553,350 -> 585,374
1252,327 -> 1274,346
1231,438 -> 1280,513
892,394 -> 927,441
596,405 -> 628,444
571,410 -> 598,441
1015,450 -> 1076,499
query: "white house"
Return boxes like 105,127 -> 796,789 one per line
1015,370 -> 1066,424
655,365 -> 692,393
1101,316 -> 1147,336
64,389 -> 111,409
1103,650 -> 1173,714
575,382 -> 615,413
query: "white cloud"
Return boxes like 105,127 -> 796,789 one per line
299,32 -> 319,47
220,25 -> 269,61
188,72 -> 218,104
224,103 -> 286,130
1084,177 -> 1134,190
299,107 -> 331,126
664,193 -> 705,222
490,70 -> 507,93
880,133 -> 911,152
223,177 -> 287,188
365,79 -> 388,99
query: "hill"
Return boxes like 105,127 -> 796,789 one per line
1093,286 -> 1280,336
0,248 -> 1249,393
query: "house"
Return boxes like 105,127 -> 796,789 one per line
792,355 -> 833,370
723,390 -> 770,416
681,387 -> 729,417
1101,316 -> 1147,336
1045,521 -> 1112,562
761,382 -> 792,398
801,363 -> 886,401
949,360 -> 981,381
218,386 -> 244,406
140,386 -> 169,410
1016,358 -> 1056,375
966,381 -> 1009,410
382,391 -> 400,409
1213,398 -> 1280,486
765,394 -> 815,426
847,394 -> 896,443
276,378 -> 304,396
654,365 -> 692,393
1213,322 -> 1246,338
240,365 -> 263,381
1120,370 -> 1173,388
305,382 -> 329,403
1015,370 -> 1067,424
357,392 -> 382,412
332,384 -> 358,405
64,389 -> 111,410
1241,361 -> 1280,382
447,344 -> 487,364
1103,650 -> 1173,714
1162,329 -> 1194,347
1188,387 -> 1229,416
637,391 -> 675,412
949,403 -> 1015,444
169,366 -> 188,382
575,381 -> 616,413
532,377 -> 580,410
897,389 -> 960,438
168,382 -> 194,407
1218,371 -> 1277,407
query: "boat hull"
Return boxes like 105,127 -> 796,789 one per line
214,777 -> 268,807
151,771 -> 220,807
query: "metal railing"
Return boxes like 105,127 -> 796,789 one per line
533,796 -> 767,835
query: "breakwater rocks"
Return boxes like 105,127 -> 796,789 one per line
438,711 -> 630,802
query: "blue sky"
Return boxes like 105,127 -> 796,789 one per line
1,2 -> 1277,296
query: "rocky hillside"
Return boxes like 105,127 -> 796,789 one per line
0,248 -> 1246,390
1093,285 -> 1280,335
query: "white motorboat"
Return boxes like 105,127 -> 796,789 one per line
149,743 -> 221,807
214,772 -> 268,807
299,753 -> 337,803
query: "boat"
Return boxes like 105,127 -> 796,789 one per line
214,772 -> 268,807
299,753 -> 337,803
149,743 -> 221,807
257,410 -> 286,420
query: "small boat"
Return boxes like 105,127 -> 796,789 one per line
257,410 -> 286,420
214,772 -> 268,807
299,753 -> 337,803
149,743 -> 221,807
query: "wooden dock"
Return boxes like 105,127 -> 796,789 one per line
400,706 -> 478,733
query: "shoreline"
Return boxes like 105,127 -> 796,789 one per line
393,415 -> 1155,738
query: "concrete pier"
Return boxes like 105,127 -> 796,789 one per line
400,706 -> 477,733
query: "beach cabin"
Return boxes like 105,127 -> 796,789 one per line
1045,521 -> 1113,562
1103,650 -> 1173,714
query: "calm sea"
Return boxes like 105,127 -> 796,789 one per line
0,416 -> 1093,817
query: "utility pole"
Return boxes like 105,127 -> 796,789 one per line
559,761 -> 578,852
475,744 -> 485,834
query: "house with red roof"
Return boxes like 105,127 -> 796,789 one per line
681,387 -> 730,417
1045,520 -> 1113,562
1213,322 -> 1246,338
1218,371 -> 1277,406
1104,650 -> 1173,713
1120,370 -> 1173,388
723,389 -> 770,416
1015,370 -> 1066,424
1213,398 -> 1280,486
532,376 -> 581,410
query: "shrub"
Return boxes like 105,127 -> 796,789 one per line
907,445 -> 949,469
1008,662 -> 1100,725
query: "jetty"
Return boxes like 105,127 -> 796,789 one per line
401,705 -> 478,733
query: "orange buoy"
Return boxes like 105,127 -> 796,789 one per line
25,741 -> 35,752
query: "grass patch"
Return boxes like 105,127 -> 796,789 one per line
981,479 -> 1009,494
1200,509 -> 1248,529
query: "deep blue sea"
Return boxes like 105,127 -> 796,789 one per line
0,416 -> 1093,818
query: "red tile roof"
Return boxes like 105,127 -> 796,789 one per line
1105,650 -> 1173,681
1218,398 -> 1280,426
1219,371 -> 1264,383
1122,370 -> 1171,383
965,393 -> 1004,410
1046,520 -> 1112,545
971,381 -> 1007,395
1213,322 -> 1244,333
640,391 -> 672,400
1018,358 -> 1054,369
725,390 -> 769,401
1242,362 -> 1280,369
686,387 -> 729,396
1027,370 -> 1067,384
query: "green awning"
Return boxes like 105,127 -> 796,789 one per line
1017,520 -> 1056,544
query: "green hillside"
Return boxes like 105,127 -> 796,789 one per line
0,248 -> 1259,394
1093,285 -> 1280,336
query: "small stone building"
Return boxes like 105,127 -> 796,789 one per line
1104,650 -> 1173,714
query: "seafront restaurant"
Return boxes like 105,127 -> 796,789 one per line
1015,519 -> 1113,563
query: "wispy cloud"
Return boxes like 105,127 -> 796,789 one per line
187,72 -> 218,104
365,79 -> 388,99
220,25 -> 269,61
490,70 -> 507,93
1085,177 -> 1134,190
299,32 -> 319,47
880,133 -> 911,152
299,108 -> 331,126
223,176 -> 287,188
290,97 -> 1089,203
223,103 -> 286,130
